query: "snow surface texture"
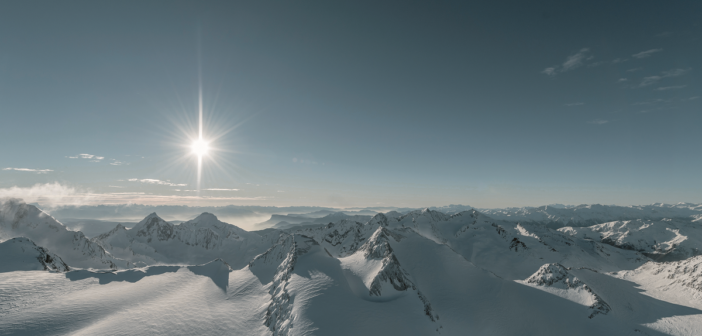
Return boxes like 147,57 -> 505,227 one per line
2,199 -> 702,335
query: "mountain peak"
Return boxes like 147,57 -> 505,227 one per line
195,212 -> 218,221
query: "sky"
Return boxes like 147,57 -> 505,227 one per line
0,0 -> 700,209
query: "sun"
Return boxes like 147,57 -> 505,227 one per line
191,139 -> 209,156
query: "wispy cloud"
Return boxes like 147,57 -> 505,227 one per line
640,68 -> 691,87
588,119 -> 609,125
109,160 -> 128,166
689,96 -> 699,100
541,67 -> 557,76
632,49 -> 662,59
127,178 -> 187,187
564,102 -> 584,106
205,188 -> 240,191
0,182 -> 88,207
542,48 -> 591,76
618,78 -> 628,82
68,153 -> 105,163
655,85 -> 687,91
0,182 -> 268,207
3,167 -> 53,174
627,67 -> 643,72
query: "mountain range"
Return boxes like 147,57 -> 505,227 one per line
2,198 -> 702,335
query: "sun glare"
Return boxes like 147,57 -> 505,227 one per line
192,139 -> 209,156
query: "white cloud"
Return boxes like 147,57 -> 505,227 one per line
3,167 -> 53,174
639,68 -> 691,87
565,102 -> 584,106
588,119 -> 609,125
128,178 -> 187,187
640,76 -> 662,87
618,78 -> 628,82
205,188 -> 240,191
541,67 -> 557,76
68,153 -> 105,162
632,49 -> 663,59
661,68 -> 691,77
655,85 -> 687,91
0,183 -> 89,207
561,48 -> 590,72
108,185 -> 124,188
109,160 -> 128,166
541,48 -> 591,76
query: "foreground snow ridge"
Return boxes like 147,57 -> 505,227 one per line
2,199 -> 702,335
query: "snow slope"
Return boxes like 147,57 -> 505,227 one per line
0,237 -> 69,272
0,199 -> 125,269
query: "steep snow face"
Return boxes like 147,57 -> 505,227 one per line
619,256 -> 702,294
479,203 -> 702,228
520,263 -> 611,319
340,226 -> 439,323
284,219 -> 378,258
0,237 -> 70,272
93,212 -> 269,269
559,219 -> 702,261
248,233 -> 441,336
0,199 -> 123,270
360,209 -> 647,280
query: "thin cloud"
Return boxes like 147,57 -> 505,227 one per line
588,119 -> 609,125
541,67 -> 557,76
205,188 -> 240,191
640,68 -> 691,87
109,160 -> 128,166
618,78 -> 628,82
655,85 -> 687,91
0,182 -> 89,207
128,178 -> 187,187
627,68 -> 643,72
3,167 -> 54,174
632,49 -> 662,59
68,153 -> 105,162
565,102 -> 584,106
689,96 -> 699,100
542,48 -> 591,76
0,182 -> 269,207
562,48 -> 590,71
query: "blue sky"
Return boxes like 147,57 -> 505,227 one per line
0,1 -> 700,208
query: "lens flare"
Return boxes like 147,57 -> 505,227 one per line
191,139 -> 209,156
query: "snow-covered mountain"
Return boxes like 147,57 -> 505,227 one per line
0,237 -> 70,272
0,199 -> 125,269
559,218 -> 702,261
92,212 -> 269,268
479,203 -> 702,228
4,200 -> 702,335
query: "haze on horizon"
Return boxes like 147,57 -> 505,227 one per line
1,1 -> 700,209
